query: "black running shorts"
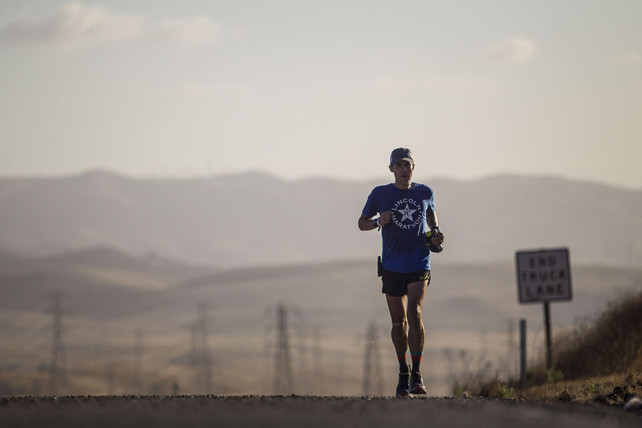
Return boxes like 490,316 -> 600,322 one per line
381,268 -> 431,297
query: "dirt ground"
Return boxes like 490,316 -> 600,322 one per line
1,395 -> 640,428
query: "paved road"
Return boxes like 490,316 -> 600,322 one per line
1,395 -> 640,428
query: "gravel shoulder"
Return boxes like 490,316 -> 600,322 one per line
1,395 -> 641,428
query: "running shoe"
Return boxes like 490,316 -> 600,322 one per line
410,371 -> 426,394
395,367 -> 411,397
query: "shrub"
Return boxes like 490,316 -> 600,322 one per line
551,291 -> 642,379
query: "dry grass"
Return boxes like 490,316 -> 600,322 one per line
520,371 -> 642,403
551,291 -> 642,378
470,290 -> 642,404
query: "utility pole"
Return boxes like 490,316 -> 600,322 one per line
312,326 -> 321,380
273,303 -> 294,394
192,304 -> 212,393
362,322 -> 383,396
296,321 -> 308,384
132,331 -> 143,393
190,323 -> 197,370
520,319 -> 527,388
49,291 -> 68,395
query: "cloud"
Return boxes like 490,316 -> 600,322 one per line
0,3 -> 218,49
154,17 -> 218,44
484,37 -> 536,64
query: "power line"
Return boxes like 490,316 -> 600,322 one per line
132,331 -> 143,393
294,317 -> 308,386
273,303 -> 294,394
49,290 -> 68,395
362,322 -> 383,396
190,303 -> 212,394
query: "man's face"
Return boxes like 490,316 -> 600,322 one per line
389,160 -> 414,186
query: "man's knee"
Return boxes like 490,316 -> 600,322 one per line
391,320 -> 408,331
407,306 -> 423,323
407,313 -> 424,337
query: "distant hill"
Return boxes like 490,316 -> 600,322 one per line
0,170 -> 640,267
0,246 -> 640,395
1,246 -> 638,334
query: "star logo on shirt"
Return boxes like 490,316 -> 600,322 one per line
397,204 -> 417,222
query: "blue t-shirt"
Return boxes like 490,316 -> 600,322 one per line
362,183 -> 435,273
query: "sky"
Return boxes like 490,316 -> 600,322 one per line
0,0 -> 641,188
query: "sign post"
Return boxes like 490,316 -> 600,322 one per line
515,248 -> 572,370
519,319 -> 526,387
544,302 -> 552,369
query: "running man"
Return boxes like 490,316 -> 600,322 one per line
358,148 -> 445,397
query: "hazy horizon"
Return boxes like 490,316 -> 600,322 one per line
1,166 -> 641,192
1,1 -> 641,190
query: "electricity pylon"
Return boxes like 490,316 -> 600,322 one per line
273,303 -> 294,394
362,322 -> 383,396
191,303 -> 212,393
49,291 -> 68,395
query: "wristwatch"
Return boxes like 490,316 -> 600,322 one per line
373,218 -> 380,229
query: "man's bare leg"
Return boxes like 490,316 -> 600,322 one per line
406,280 -> 428,393
386,294 -> 411,397
406,280 -> 428,358
385,294 -> 408,365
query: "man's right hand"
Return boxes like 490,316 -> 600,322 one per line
379,211 -> 393,227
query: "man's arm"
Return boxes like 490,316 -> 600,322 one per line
359,211 -> 393,231
426,211 -> 445,246
358,214 -> 378,231
426,211 -> 439,230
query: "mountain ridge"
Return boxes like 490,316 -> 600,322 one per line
3,168 -> 641,189
0,170 -> 640,268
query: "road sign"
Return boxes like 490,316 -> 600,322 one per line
515,248 -> 572,304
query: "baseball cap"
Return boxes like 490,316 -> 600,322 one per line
390,148 -> 414,166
